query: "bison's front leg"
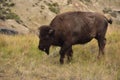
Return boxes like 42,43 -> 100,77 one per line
66,47 -> 73,63
59,49 -> 65,64
59,43 -> 72,64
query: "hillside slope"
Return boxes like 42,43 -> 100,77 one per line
0,0 -> 120,34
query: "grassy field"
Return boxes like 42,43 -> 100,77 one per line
0,24 -> 120,80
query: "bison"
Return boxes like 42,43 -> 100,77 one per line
38,11 -> 112,64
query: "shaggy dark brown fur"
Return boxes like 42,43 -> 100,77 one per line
38,11 -> 112,64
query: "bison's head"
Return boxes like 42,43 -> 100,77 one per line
38,25 -> 55,55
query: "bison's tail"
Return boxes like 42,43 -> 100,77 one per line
107,18 -> 113,24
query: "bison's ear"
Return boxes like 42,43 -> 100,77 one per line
48,28 -> 55,36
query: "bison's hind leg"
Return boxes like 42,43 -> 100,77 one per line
96,37 -> 106,59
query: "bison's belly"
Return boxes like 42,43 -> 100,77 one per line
73,36 -> 93,45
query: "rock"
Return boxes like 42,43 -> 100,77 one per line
5,19 -> 29,34
0,27 -> 18,35
0,19 -> 29,35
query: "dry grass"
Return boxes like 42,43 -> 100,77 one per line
0,24 -> 120,80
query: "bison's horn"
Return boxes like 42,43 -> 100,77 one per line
49,29 -> 54,35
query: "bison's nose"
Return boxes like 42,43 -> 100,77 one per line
38,45 -> 46,51
38,45 -> 49,55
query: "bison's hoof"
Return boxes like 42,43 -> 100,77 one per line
60,59 -> 64,64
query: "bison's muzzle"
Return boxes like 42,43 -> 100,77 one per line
38,45 -> 49,55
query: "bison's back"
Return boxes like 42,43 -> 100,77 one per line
50,11 -> 94,28
50,11 -> 102,32
50,11 -> 108,44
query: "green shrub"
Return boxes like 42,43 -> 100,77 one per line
79,0 -> 91,2
0,0 -> 21,22
41,5 -> 45,9
9,3 -> 15,7
46,2 -> 60,14
67,0 -> 72,5
6,12 -> 21,21
103,7 -> 112,13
